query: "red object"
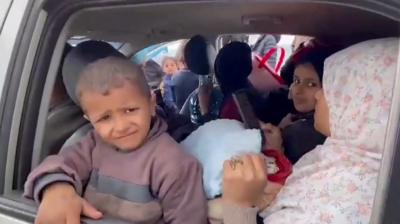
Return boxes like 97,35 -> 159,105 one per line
219,96 -> 242,121
249,48 -> 286,94
262,149 -> 292,185
255,48 -> 286,85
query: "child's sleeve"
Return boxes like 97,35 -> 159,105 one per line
158,157 -> 208,224
222,202 -> 259,224
23,131 -> 96,203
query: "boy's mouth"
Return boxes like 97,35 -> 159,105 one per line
115,131 -> 138,140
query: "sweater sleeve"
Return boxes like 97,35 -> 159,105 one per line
222,202 -> 259,224
157,157 -> 208,224
24,131 -> 96,202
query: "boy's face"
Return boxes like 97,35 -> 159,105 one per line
162,59 -> 178,75
80,81 -> 156,151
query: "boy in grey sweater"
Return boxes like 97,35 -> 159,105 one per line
24,56 -> 207,224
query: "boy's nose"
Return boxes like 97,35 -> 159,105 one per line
113,117 -> 130,134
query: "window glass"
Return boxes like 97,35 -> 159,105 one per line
0,0 -> 13,33
132,39 -> 186,65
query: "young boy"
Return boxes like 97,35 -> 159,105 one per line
160,57 -> 178,109
24,57 -> 207,224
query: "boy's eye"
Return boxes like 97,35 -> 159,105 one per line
126,108 -> 139,113
293,78 -> 300,85
97,114 -> 111,123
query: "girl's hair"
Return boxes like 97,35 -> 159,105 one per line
293,47 -> 336,82
281,40 -> 342,85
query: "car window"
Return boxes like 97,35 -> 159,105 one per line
132,39 -> 186,65
0,0 -> 13,34
0,0 -> 30,96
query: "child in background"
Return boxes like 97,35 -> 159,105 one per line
161,57 -> 179,109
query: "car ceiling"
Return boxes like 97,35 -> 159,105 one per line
62,1 -> 400,53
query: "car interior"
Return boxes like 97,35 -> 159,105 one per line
0,0 -> 399,223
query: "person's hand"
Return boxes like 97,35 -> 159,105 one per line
278,113 -> 294,129
255,182 -> 283,210
222,154 -> 268,208
35,183 -> 103,224
260,123 -> 283,152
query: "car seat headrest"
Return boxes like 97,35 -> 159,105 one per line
214,41 -> 253,95
62,40 -> 125,104
184,35 -> 217,76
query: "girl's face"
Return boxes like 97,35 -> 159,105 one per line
314,89 -> 330,137
162,59 -> 178,75
291,63 -> 322,113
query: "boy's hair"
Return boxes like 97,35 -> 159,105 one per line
161,56 -> 177,67
76,56 -> 151,105
62,40 -> 125,104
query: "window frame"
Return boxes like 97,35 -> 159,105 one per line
0,1 -> 399,223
